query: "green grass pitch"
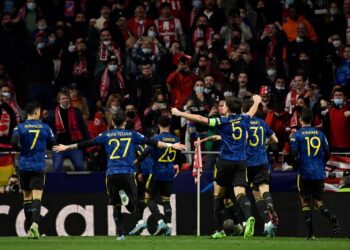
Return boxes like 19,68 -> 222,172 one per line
0,236 -> 349,250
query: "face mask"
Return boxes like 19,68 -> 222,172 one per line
332,40 -> 341,48
192,0 -> 202,8
275,85 -> 285,90
36,42 -> 46,49
27,2 -> 36,10
223,91 -> 233,97
38,24 -> 47,30
147,31 -> 156,38
142,48 -> 152,54
267,69 -> 277,77
103,41 -> 111,46
108,64 -> 118,72
110,105 -> 120,113
198,24 -> 206,30
1,92 -> 11,98
333,98 -> 344,106
68,44 -> 76,52
195,86 -> 204,94
296,37 -> 303,43
127,111 -> 136,119
204,87 -> 211,94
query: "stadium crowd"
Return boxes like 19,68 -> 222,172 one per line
1,0 -> 350,191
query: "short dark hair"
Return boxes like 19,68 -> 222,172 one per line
113,111 -> 127,127
157,116 -> 171,127
25,102 -> 41,115
225,96 -> 242,114
300,108 -> 313,124
241,98 -> 254,113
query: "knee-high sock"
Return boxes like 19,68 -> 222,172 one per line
262,192 -> 274,208
23,200 -> 32,230
213,196 -> 224,231
316,203 -> 331,219
255,198 -> 270,223
146,199 -> 162,221
224,201 -> 242,225
302,206 -> 314,237
236,194 -> 252,220
134,200 -> 146,221
162,198 -> 172,224
31,199 -> 41,224
113,205 -> 124,236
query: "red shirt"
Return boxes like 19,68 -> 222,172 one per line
329,106 -> 350,149
166,71 -> 197,109
127,17 -> 154,39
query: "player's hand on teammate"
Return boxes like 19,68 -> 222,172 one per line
171,142 -> 186,151
53,144 -> 68,152
194,140 -> 202,147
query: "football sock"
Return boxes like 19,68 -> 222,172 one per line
237,194 -> 252,220
224,201 -> 242,225
262,192 -> 274,208
302,206 -> 314,237
113,205 -> 124,236
214,196 -> 224,231
161,198 -> 172,224
23,200 -> 32,231
146,199 -> 161,221
255,198 -> 270,223
31,199 -> 41,224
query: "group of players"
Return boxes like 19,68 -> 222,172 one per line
9,93 -> 341,240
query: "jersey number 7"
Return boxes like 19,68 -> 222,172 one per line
29,129 -> 40,150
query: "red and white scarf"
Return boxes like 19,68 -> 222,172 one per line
100,68 -> 126,101
72,55 -> 87,77
98,42 -> 121,63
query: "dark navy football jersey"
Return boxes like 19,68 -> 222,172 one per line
208,114 -> 250,161
290,126 -> 329,180
148,132 -> 179,181
13,120 -> 55,172
92,129 -> 145,175
246,117 -> 273,167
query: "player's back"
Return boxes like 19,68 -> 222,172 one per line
211,114 -> 250,161
150,132 -> 179,181
93,128 -> 145,175
246,117 -> 273,167
14,119 -> 54,172
290,126 -> 329,180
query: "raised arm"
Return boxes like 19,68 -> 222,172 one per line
171,108 -> 209,124
246,95 -> 262,118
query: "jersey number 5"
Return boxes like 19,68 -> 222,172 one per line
304,136 -> 321,157
108,138 -> 131,159
29,130 -> 40,150
231,121 -> 243,140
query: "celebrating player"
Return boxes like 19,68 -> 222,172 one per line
10,102 -> 55,239
290,108 -> 340,239
53,111 -> 185,240
172,95 -> 261,239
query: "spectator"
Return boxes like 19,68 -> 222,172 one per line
203,74 -> 223,103
14,0 -> 43,33
192,14 -> 214,46
282,5 -> 318,42
45,90 -> 90,171
125,103 -> 142,133
127,3 -> 154,39
94,4 -> 111,31
166,54 -> 197,109
154,2 -> 186,48
0,84 -> 17,191
285,74 -> 307,114
68,83 -> 90,120
321,87 -> 350,152
199,0 -> 226,33
104,93 -> 123,129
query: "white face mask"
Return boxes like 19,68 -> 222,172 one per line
267,69 -> 277,77
142,48 -> 152,54
147,31 -> 156,38
195,86 -> 204,94
108,64 -> 118,72
68,44 -> 76,52
38,24 -> 47,30
1,91 -> 11,98
296,37 -> 303,43
36,42 -> 46,49
103,40 -> 111,46
332,40 -> 341,48
27,2 -> 36,11
110,105 -> 120,113
275,85 -> 285,90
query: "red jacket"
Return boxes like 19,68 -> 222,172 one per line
329,106 -> 350,149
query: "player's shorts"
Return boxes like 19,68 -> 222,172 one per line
215,158 -> 247,188
106,173 -> 137,205
247,165 -> 269,191
146,175 -> 172,197
19,171 -> 45,191
298,177 -> 324,201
